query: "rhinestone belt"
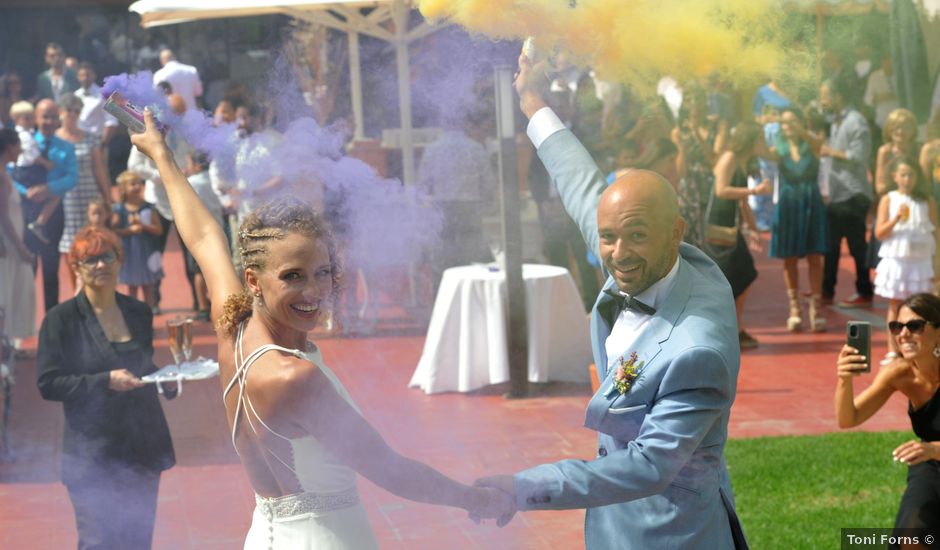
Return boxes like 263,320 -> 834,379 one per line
255,489 -> 360,519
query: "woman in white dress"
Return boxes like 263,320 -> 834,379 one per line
0,128 -> 36,342
131,112 -> 513,549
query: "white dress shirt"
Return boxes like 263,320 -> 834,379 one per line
526,107 -> 567,149
604,259 -> 680,371
152,60 -> 203,111
75,84 -> 117,138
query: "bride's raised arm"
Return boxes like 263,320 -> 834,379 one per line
131,110 -> 242,324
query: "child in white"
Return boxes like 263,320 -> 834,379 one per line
9,101 -> 57,243
874,157 -> 939,363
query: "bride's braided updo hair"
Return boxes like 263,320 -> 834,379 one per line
217,197 -> 343,335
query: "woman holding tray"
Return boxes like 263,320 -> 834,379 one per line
36,225 -> 176,549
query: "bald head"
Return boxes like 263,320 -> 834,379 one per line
600,169 -> 679,224
35,99 -> 59,137
160,49 -> 176,66
597,169 -> 685,295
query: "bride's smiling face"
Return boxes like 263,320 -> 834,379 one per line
248,232 -> 334,335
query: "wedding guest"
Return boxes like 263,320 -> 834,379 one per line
921,110 -> 940,211
0,129 -> 35,349
875,109 -> 920,196
74,62 -> 118,145
924,115 -> 940,299
769,107 -> 828,333
37,226 -> 176,549
873,157 -> 938,364
709,120 -> 773,349
152,49 -> 202,111
819,76 -> 874,308
864,55 -> 899,133
836,293 -> 940,544
131,109 -> 513,547
12,99 -> 77,312
0,72 -> 24,128
672,85 -> 726,247
35,43 -> 79,102
475,52 -> 748,550
751,75 -> 791,121
55,93 -> 111,265
418,109 -> 496,291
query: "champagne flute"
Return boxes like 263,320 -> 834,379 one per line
181,318 -> 193,363
487,237 -> 504,269
166,317 -> 183,369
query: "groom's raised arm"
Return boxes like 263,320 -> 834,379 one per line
517,55 -> 607,261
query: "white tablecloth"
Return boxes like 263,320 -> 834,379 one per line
410,264 -> 592,394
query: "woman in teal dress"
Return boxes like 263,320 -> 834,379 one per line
769,107 -> 828,333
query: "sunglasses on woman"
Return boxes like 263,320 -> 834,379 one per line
887,320 -> 937,335
79,251 -> 117,267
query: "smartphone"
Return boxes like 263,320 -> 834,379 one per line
103,91 -> 165,134
846,321 -> 871,373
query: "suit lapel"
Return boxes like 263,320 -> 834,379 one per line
591,277 -> 620,376
77,292 -> 122,367
596,260 -> 693,398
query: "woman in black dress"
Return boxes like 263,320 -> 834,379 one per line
37,226 -> 176,549
707,120 -> 773,349
837,293 -> 940,541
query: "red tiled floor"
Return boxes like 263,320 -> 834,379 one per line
0,230 -> 908,548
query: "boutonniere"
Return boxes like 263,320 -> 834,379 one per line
614,352 -> 644,394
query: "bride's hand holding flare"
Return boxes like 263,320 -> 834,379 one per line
130,110 -> 171,163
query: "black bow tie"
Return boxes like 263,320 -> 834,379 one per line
603,289 -> 656,316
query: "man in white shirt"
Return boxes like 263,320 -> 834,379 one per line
152,49 -> 202,112
417,111 -> 496,288
74,63 -> 117,144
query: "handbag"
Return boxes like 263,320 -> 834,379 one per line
705,223 -> 738,247
702,183 -> 739,257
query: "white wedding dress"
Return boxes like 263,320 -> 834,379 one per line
0,181 -> 35,339
227,323 -> 379,550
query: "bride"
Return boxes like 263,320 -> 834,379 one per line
131,111 -> 513,548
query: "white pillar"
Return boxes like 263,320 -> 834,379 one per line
347,31 -> 364,140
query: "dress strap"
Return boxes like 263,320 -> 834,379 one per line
224,322 -> 307,454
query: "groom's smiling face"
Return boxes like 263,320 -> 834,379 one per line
597,171 -> 684,296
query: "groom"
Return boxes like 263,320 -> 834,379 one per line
476,56 -> 748,549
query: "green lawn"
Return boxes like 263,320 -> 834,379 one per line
727,431 -> 913,549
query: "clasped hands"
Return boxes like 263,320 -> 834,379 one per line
466,475 -> 518,527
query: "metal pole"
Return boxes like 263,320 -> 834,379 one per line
392,0 -> 415,185
494,65 -> 528,398
347,31 -> 365,140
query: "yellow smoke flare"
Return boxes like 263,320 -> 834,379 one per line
418,0 -> 810,92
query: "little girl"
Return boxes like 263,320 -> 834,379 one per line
111,171 -> 163,308
874,156 -> 939,364
85,199 -> 110,230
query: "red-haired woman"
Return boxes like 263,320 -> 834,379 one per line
36,226 -> 176,549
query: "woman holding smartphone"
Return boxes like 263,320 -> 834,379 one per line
836,292 -> 940,539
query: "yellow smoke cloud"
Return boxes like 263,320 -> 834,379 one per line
418,0 -> 810,92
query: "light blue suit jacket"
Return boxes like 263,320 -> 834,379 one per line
513,128 -> 747,549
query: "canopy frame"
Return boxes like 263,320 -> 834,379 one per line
130,0 -> 443,184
